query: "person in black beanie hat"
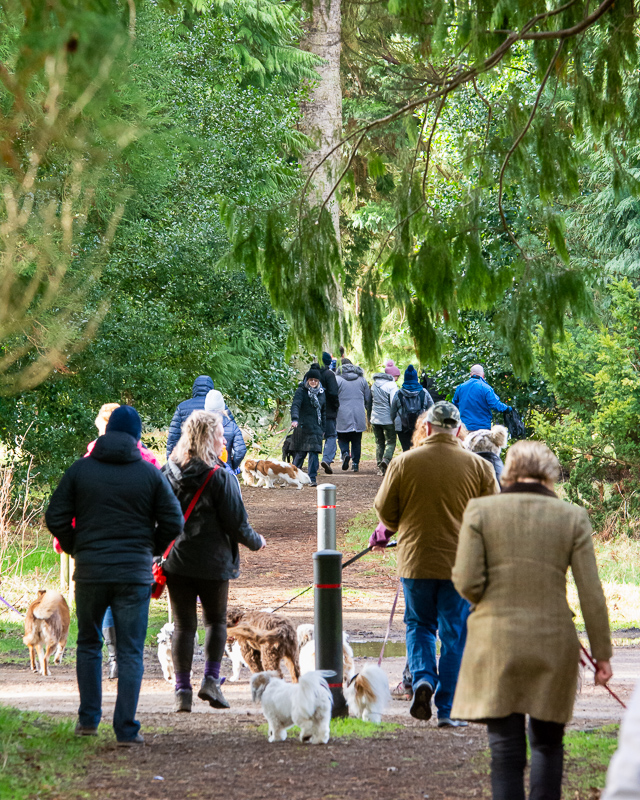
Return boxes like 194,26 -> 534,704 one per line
290,369 -> 327,486
45,405 -> 183,746
317,353 -> 340,475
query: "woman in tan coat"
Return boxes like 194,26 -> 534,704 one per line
452,441 -> 612,800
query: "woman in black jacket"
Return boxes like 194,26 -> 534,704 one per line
162,410 -> 265,712
290,368 -> 326,487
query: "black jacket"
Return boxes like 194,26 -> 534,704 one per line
290,383 -> 326,453
166,375 -> 236,458
45,431 -> 184,584
162,457 -> 262,581
318,365 -> 340,422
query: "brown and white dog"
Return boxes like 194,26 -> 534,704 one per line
226,607 -> 300,682
23,590 -> 70,676
242,458 -> 311,490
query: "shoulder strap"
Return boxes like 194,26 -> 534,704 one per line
161,465 -> 220,561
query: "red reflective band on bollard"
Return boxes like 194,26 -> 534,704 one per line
315,584 -> 341,589
317,505 -> 337,509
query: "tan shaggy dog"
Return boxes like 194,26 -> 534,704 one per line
23,590 -> 70,676
241,458 -> 311,490
226,607 -> 300,682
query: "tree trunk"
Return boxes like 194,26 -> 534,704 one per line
301,0 -> 342,244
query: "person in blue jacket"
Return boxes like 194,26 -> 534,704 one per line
452,365 -> 511,432
166,376 -> 233,459
204,390 -> 247,471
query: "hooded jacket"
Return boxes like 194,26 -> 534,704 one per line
162,457 -> 262,581
318,365 -> 340,422
390,385 -> 434,432
335,365 -> 371,433
368,373 -> 398,426
166,376 -> 235,458
452,375 -> 509,431
45,431 -> 184,584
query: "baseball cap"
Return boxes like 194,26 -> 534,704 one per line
426,401 -> 461,429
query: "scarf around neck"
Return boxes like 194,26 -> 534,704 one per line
304,381 -> 324,425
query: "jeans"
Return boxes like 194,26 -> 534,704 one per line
166,572 -> 229,676
75,581 -> 151,742
338,431 -> 362,466
293,451 -> 319,482
322,419 -> 337,465
372,423 -> 396,465
398,430 -> 412,452
487,713 -> 565,800
102,607 -> 114,628
402,577 -> 470,719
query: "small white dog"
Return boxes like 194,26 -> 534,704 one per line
251,670 -> 333,744
344,664 -> 391,724
297,624 -> 356,684
225,639 -> 249,682
242,458 -> 311,490
157,622 -> 199,683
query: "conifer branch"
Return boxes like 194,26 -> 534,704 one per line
495,0 -> 616,40
497,40 -> 565,259
421,92 -> 447,199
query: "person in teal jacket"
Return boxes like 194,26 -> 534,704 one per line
452,365 -> 511,432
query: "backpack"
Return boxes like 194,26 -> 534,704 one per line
503,408 -> 526,440
399,390 -> 424,431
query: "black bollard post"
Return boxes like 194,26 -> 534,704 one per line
313,549 -> 348,717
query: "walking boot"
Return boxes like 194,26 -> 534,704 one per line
174,689 -> 193,713
198,676 -> 230,709
102,626 -> 118,680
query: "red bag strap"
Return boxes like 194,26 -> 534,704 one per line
161,465 -> 219,561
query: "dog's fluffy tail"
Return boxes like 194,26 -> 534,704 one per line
226,623 -> 283,646
296,671 -> 333,718
32,591 -> 66,620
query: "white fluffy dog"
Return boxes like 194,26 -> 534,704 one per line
344,664 -> 391,724
157,622 -> 199,683
297,624 -> 355,684
251,670 -> 333,744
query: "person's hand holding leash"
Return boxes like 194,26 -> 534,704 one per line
595,660 -> 612,686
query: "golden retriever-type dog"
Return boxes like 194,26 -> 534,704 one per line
23,590 -> 70,676
226,607 -> 300,682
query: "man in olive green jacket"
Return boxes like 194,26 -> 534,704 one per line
374,402 -> 498,725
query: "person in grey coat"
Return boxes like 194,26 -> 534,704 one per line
367,368 -> 399,474
336,364 -> 371,473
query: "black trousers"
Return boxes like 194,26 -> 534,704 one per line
337,431 -> 362,465
397,430 -> 412,452
165,572 -> 229,674
487,713 -> 565,800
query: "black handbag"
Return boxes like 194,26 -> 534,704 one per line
503,408 -> 526,440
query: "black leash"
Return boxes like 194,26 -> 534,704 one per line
270,541 -> 397,613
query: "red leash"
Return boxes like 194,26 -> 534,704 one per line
579,642 -> 626,709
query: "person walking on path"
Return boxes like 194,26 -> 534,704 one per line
373,401 -> 498,726
452,364 -> 511,432
290,368 -> 326,487
452,440 -> 612,800
163,410 -> 265,713
166,375 -> 234,459
317,353 -> 340,474
368,360 -> 400,474
335,363 -> 371,473
391,365 -> 434,452
204,390 -> 247,471
45,406 -> 184,746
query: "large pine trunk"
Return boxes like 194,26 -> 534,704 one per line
301,0 -> 342,243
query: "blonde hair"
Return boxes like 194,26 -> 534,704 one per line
95,403 -> 120,436
170,410 -> 224,467
501,440 -> 560,486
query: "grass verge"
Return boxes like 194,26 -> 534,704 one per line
0,706 -> 104,799
257,717 -> 402,740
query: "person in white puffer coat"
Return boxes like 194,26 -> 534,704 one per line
601,681 -> 640,800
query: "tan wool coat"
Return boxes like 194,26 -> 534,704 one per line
374,433 -> 498,580
451,487 -> 612,724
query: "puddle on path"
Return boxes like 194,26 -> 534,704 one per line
351,640 -> 406,658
